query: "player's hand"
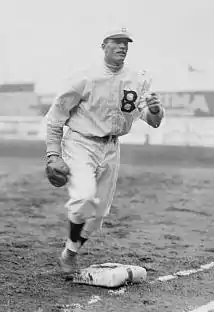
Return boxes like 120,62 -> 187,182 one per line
146,93 -> 161,114
46,155 -> 70,187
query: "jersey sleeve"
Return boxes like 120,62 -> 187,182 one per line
45,72 -> 86,157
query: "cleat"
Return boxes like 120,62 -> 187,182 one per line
59,248 -> 78,273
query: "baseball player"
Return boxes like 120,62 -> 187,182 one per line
45,28 -> 164,273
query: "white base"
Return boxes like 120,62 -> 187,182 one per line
70,262 -> 147,288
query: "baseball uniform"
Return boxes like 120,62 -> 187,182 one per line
46,61 -> 164,245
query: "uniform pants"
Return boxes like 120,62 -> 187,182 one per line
62,129 -> 120,239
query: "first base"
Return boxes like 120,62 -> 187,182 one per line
67,262 -> 147,288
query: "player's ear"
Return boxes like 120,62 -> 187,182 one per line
101,38 -> 109,50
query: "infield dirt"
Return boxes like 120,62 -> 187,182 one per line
0,141 -> 214,312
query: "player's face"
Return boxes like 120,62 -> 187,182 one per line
102,38 -> 129,65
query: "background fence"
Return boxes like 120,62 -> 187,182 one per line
0,116 -> 214,147
0,117 -> 46,141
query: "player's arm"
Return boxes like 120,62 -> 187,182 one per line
45,74 -> 85,187
138,72 -> 164,128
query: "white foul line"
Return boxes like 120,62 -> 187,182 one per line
155,261 -> 214,282
187,301 -> 214,312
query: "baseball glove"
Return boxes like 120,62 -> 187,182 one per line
46,155 -> 70,187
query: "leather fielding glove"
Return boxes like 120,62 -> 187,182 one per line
46,155 -> 70,187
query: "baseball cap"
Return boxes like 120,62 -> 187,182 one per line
103,28 -> 133,43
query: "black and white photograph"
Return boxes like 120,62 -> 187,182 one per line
0,0 -> 214,311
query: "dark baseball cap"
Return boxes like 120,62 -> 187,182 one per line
103,28 -> 133,43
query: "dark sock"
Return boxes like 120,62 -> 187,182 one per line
69,221 -> 85,242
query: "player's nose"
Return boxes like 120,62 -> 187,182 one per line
119,42 -> 127,49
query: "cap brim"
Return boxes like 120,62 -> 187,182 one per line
105,34 -> 133,42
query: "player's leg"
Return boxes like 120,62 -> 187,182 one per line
60,130 -> 100,272
81,139 -> 120,239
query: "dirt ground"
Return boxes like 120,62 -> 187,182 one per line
0,141 -> 214,312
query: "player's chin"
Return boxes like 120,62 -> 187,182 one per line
114,54 -> 126,64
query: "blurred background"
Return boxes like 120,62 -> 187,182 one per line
0,0 -> 214,146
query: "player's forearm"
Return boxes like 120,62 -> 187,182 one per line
45,90 -> 80,157
45,102 -> 69,157
46,123 -> 64,157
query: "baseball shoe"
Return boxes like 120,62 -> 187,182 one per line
59,248 -> 78,273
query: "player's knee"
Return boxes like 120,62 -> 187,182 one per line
68,178 -> 96,201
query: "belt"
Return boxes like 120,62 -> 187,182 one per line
70,130 -> 118,143
92,135 -> 117,143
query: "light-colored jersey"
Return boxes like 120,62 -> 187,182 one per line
46,62 -> 163,156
